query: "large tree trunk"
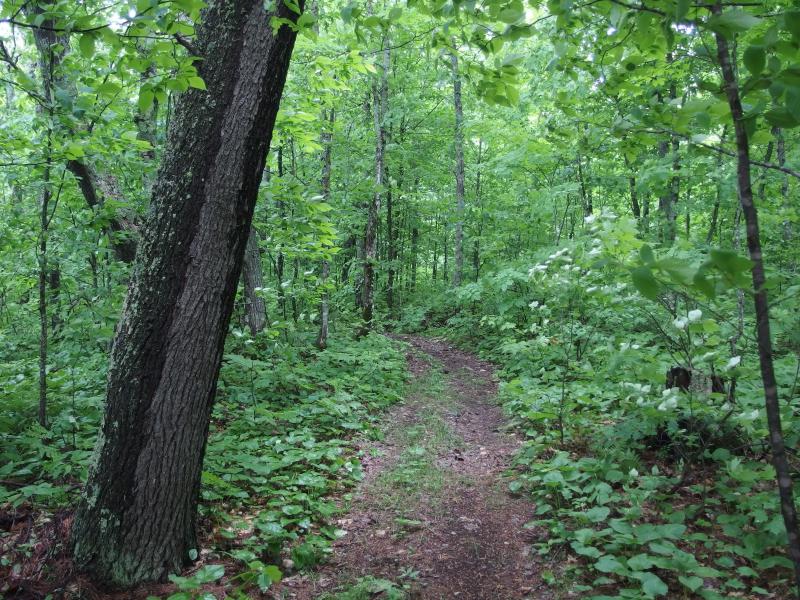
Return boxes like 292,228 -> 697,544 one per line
70,0 -> 300,587
451,52 -> 465,287
242,226 -> 267,335
715,23 -> 800,593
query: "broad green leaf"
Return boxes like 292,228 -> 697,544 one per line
706,11 -> 761,36
635,571 -> 668,597
639,244 -> 655,265
188,76 -> 207,91
631,267 -> 660,300
709,249 -> 752,276
79,33 -> 96,58
138,89 -> 155,113
585,506 -> 611,523
595,555 -> 624,574
743,45 -> 765,75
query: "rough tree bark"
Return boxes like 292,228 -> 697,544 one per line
70,0 -> 301,587
715,20 -> 800,595
451,52 -> 465,287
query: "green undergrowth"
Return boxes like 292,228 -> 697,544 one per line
318,576 -> 407,600
398,215 -> 799,599
0,331 -> 406,596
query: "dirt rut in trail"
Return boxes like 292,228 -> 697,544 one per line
275,335 -> 550,600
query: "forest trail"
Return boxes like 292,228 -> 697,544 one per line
277,335 -> 550,600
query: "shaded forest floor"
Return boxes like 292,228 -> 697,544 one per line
275,335 -> 550,599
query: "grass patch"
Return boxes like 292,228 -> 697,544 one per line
318,576 -> 406,599
368,360 -> 461,517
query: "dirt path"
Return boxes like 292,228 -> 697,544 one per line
274,335 -> 550,600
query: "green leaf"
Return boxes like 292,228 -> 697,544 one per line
784,10 -> 800,38
676,0 -> 690,20
709,249 -> 752,276
627,554 -> 655,570
639,244 -> 655,265
631,267 -> 660,300
585,506 -> 611,523
138,89 -> 155,113
79,34 -> 96,59
678,575 -> 704,591
499,7 -> 524,23
263,564 -> 282,583
595,555 -> 624,574
636,571 -> 668,597
693,270 -> 716,299
64,142 -> 85,159
707,10 -> 761,36
765,107 -> 800,128
743,45 -> 765,75
188,76 -> 207,90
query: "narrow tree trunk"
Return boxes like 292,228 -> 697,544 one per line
386,186 -> 395,310
291,258 -> 299,324
715,23 -> 800,594
443,229 -> 449,282
708,126 -> 729,244
452,52 -> 465,287
474,139 -> 483,280
276,146 -> 287,319
576,155 -> 592,217
411,225 -> 418,291
623,155 -> 641,219
71,0 -> 300,587
432,239 -> 438,281
774,127 -> 793,260
27,10 -> 138,264
242,226 -> 267,335
37,159 -> 51,429
361,41 -> 389,333
657,71 -> 680,245
316,260 -> 330,349
30,8 -> 60,430
317,108 -> 334,349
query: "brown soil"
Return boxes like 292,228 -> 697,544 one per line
274,335 -> 550,600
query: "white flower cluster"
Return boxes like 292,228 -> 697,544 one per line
622,382 -> 652,406
673,309 -> 703,330
726,356 -> 741,370
528,247 -> 571,277
658,387 -> 680,411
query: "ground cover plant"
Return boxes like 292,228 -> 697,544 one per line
1,0 -> 799,598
